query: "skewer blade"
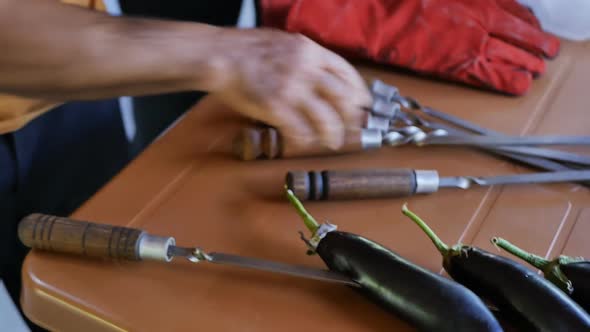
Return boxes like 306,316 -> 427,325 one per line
169,246 -> 359,287
207,252 -> 360,287
439,170 -> 590,189
421,135 -> 590,147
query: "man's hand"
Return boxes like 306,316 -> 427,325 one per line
210,29 -> 372,150
0,0 -> 371,150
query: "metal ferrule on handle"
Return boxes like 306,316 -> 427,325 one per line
371,80 -> 399,101
138,234 -> 175,262
364,113 -> 391,132
370,99 -> 400,119
414,170 -> 440,194
360,128 -> 384,149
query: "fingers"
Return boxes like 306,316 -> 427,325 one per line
272,70 -> 365,150
266,100 -> 316,148
488,6 -> 560,58
223,28 -> 373,152
298,95 -> 345,149
262,82 -> 348,150
314,72 -> 367,129
486,37 -> 545,76
297,40 -> 372,149
321,49 -> 373,108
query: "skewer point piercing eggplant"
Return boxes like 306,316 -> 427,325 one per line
402,206 -> 590,331
285,188 -> 503,332
492,237 -> 590,314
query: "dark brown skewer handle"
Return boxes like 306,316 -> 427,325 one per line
233,126 -> 383,161
18,214 -> 175,262
286,169 -> 440,200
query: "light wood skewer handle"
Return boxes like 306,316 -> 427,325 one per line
18,214 -> 175,262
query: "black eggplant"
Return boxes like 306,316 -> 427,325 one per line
493,236 -> 590,314
285,189 -> 503,332
402,205 -> 590,332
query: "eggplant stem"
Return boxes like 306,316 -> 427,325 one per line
491,237 -> 549,270
558,255 -> 586,265
491,237 -> 574,294
402,203 -> 449,256
285,187 -> 319,234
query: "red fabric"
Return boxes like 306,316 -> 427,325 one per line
261,0 -> 560,96
259,0 -> 296,29
494,0 -> 541,29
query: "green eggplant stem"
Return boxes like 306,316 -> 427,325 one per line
402,203 -> 449,256
285,187 -> 319,234
491,237 -> 574,294
490,237 -> 550,270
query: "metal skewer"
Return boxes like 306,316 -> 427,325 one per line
393,91 -> 590,167
17,214 -> 360,287
286,168 -> 590,201
416,134 -> 590,147
370,80 -> 590,167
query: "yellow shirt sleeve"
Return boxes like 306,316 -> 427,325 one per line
0,0 -> 107,135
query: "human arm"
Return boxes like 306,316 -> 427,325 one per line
0,0 -> 371,148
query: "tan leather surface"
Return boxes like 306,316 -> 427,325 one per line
21,40 -> 590,332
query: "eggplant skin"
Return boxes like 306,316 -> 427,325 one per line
562,262 -> 590,313
316,231 -> 502,332
445,247 -> 590,332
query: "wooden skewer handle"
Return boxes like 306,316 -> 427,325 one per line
286,169 -> 440,200
232,126 -> 383,161
18,214 -> 175,262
